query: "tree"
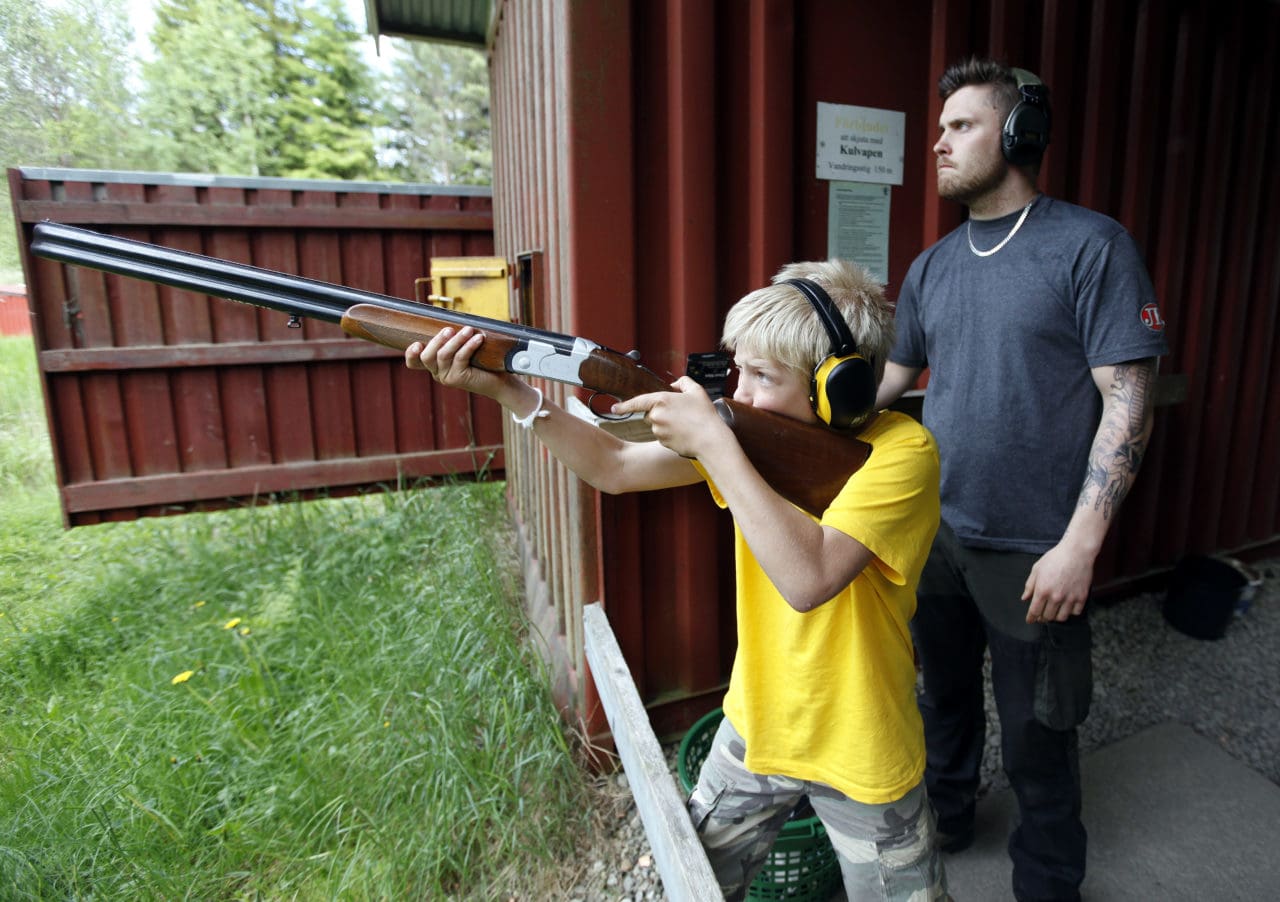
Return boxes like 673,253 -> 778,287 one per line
383,41 -> 491,185
266,0 -> 383,179
140,0 -> 274,174
0,0 -> 141,274
0,0 -> 490,279
140,0 -> 382,180
0,0 -> 140,169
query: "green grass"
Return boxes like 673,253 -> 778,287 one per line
0,337 -> 591,899
0,336 -> 52,495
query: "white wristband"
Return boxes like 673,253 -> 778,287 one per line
511,387 -> 551,429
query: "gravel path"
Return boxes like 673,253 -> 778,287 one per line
563,556 -> 1280,901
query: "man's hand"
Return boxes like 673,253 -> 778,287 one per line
1022,540 -> 1095,623
611,376 -> 733,459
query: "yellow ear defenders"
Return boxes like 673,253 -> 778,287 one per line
783,278 -> 876,431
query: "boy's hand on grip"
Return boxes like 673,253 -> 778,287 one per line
613,377 -> 733,460
405,326 -> 511,400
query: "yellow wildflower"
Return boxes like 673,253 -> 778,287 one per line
239,627 -> 251,636
171,670 -> 194,685
223,618 -> 241,630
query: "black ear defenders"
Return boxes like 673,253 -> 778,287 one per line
1002,68 -> 1052,166
783,278 -> 876,431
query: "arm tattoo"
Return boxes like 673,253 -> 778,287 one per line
1079,361 -> 1155,521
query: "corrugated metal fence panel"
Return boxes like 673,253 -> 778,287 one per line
928,0 -> 1280,586
11,168 -> 502,527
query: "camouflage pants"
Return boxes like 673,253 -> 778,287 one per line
687,716 -> 949,902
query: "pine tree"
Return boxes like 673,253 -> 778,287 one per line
384,41 -> 491,185
263,0 -> 382,179
140,0 -> 381,180
141,0 -> 273,174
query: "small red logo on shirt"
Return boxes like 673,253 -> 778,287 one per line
1140,304 -> 1165,332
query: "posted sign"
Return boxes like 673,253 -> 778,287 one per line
828,182 -> 890,284
816,102 -> 905,185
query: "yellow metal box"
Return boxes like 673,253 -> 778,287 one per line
417,256 -> 510,321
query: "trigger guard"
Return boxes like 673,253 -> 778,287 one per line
588,391 -> 629,421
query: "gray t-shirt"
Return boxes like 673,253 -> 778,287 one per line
891,195 -> 1169,552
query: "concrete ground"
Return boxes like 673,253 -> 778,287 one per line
938,721 -> 1280,900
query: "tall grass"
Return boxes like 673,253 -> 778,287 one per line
0,337 -> 591,899
0,336 -> 53,494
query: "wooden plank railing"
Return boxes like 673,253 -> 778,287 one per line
582,603 -> 720,902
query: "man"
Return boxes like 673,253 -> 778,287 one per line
875,57 -> 1168,901
409,259 -> 948,900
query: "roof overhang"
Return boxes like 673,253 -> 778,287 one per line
364,0 -> 494,49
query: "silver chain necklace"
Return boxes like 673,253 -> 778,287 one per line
967,197 -> 1036,257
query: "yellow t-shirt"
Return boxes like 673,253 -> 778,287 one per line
708,410 -> 940,803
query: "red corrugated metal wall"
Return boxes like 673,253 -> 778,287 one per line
490,0 -> 1279,740
11,168 -> 502,527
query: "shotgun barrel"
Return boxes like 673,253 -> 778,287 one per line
30,220 -> 575,352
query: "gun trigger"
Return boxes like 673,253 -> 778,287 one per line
287,315 -> 302,329
588,392 -> 627,421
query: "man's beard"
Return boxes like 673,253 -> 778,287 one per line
937,154 -> 1007,206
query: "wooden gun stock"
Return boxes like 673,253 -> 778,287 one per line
30,221 -> 872,517
713,400 -> 870,516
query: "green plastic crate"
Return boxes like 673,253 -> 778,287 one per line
678,708 -> 842,901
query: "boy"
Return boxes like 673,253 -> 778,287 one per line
405,259 -> 946,901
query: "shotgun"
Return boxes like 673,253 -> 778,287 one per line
30,221 -> 870,516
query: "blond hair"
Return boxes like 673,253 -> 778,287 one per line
721,258 -> 894,387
